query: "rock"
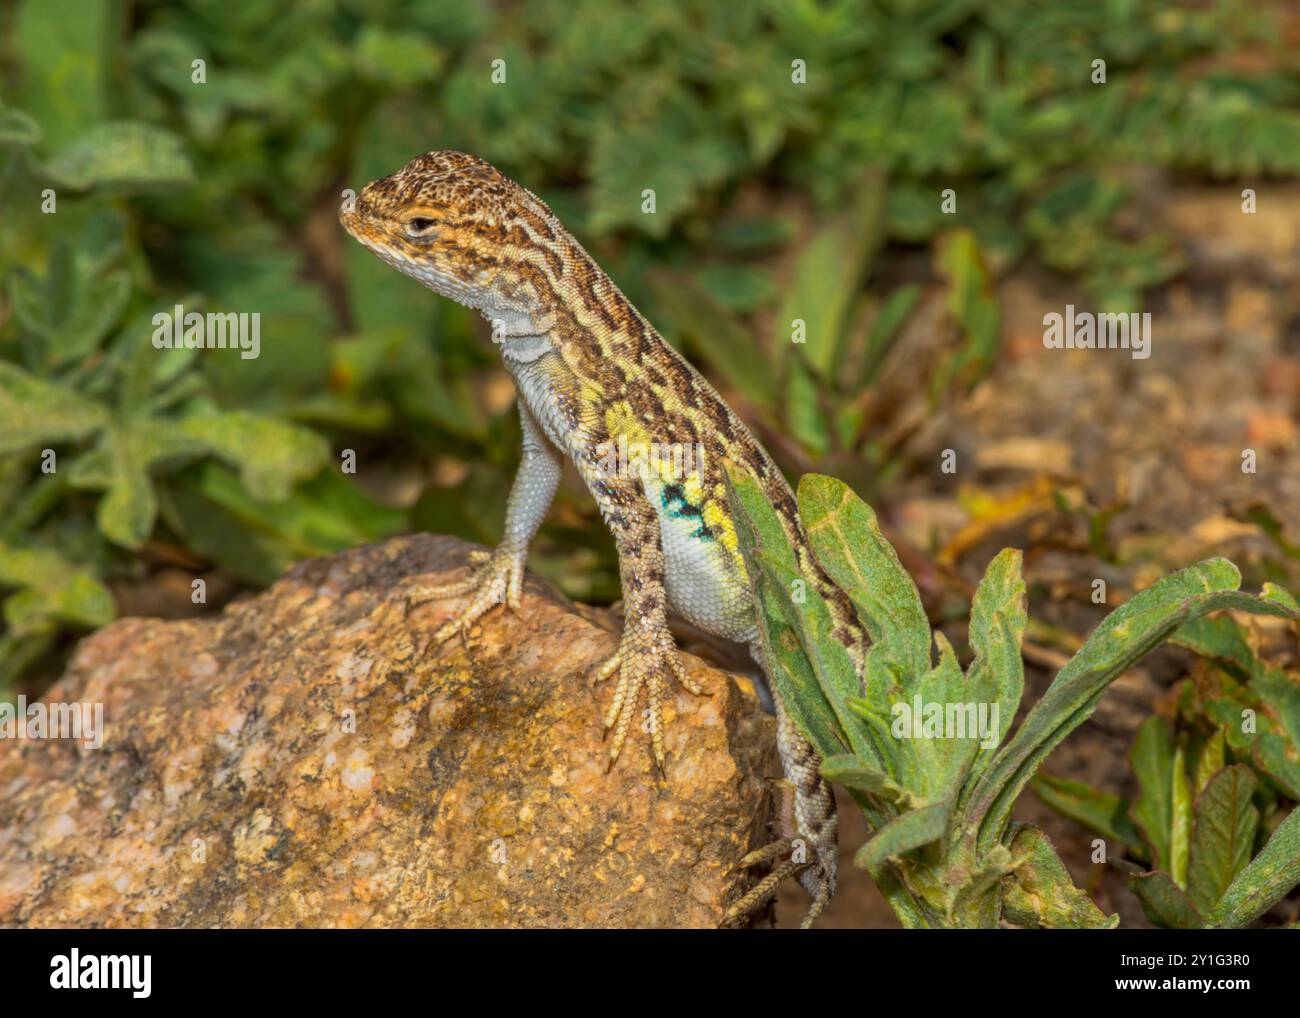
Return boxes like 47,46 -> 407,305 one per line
0,536 -> 776,928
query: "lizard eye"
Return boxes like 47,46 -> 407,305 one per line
405,216 -> 438,236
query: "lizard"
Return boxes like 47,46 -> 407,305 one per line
340,150 -> 866,928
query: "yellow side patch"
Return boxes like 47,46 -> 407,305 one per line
702,499 -> 741,557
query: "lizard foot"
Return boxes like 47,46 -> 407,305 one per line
591,624 -> 707,773
719,837 -> 833,929
719,779 -> 835,929
406,547 -> 524,648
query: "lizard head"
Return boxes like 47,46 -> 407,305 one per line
341,149 -> 552,319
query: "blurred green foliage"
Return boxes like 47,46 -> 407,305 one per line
2,0 -> 1298,694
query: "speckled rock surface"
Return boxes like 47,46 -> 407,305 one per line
0,535 -> 776,928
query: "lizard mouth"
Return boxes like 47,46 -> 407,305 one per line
339,210 -> 398,261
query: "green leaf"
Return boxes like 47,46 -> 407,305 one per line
694,264 -> 777,313
95,429 -> 159,548
1196,661 -> 1300,800
1002,824 -> 1118,929
0,105 -> 42,149
856,801 -> 950,870
1251,664 -> 1300,771
1187,765 -> 1259,915
961,558 -> 1299,855
1031,773 -> 1143,852
160,463 -> 406,586
931,229 -> 1000,395
13,0 -> 108,149
68,420 -> 208,548
857,284 -> 921,388
724,462 -> 868,764
1173,616 -> 1256,678
1170,746 -> 1193,887
798,474 -> 930,687
723,463 -> 854,764
1193,730 -> 1226,793
783,352 -> 832,455
0,542 -> 114,635
42,121 -> 194,191
176,412 -> 330,501
1208,805 -> 1300,928
775,168 -> 886,379
587,85 -> 741,237
821,753 -> 916,808
911,631 -> 985,797
1130,717 -> 1178,872
1261,582 -> 1299,613
1127,869 -> 1204,929
964,548 -> 1027,776
0,363 -> 108,454
9,254 -> 132,369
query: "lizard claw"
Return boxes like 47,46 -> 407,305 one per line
593,626 -> 707,772
407,547 -> 524,650
724,836 -> 793,877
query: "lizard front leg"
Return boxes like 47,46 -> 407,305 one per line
411,403 -> 562,645
589,486 -> 707,772
722,647 -> 838,929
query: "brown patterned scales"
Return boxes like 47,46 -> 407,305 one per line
341,150 -> 866,927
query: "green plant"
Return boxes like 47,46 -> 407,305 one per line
1039,720 -> 1300,929
0,112 -> 404,690
647,179 -> 997,484
724,469 -> 1300,928
5,0 -> 1300,700
1174,615 -> 1300,800
1033,612 -> 1300,927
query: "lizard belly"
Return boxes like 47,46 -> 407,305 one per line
656,493 -> 756,643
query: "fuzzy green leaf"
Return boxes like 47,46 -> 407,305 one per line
964,548 -> 1027,779
1208,804 -> 1300,928
1170,746 -> 1193,887
1193,730 -> 1227,793
0,363 -> 108,454
724,462 -> 856,762
820,753 -> 915,808
0,106 -> 41,148
0,542 -> 114,635
856,801 -> 950,870
1187,765 -> 1259,915
1172,616 -> 1256,678
798,474 -> 930,698
176,412 -> 330,501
